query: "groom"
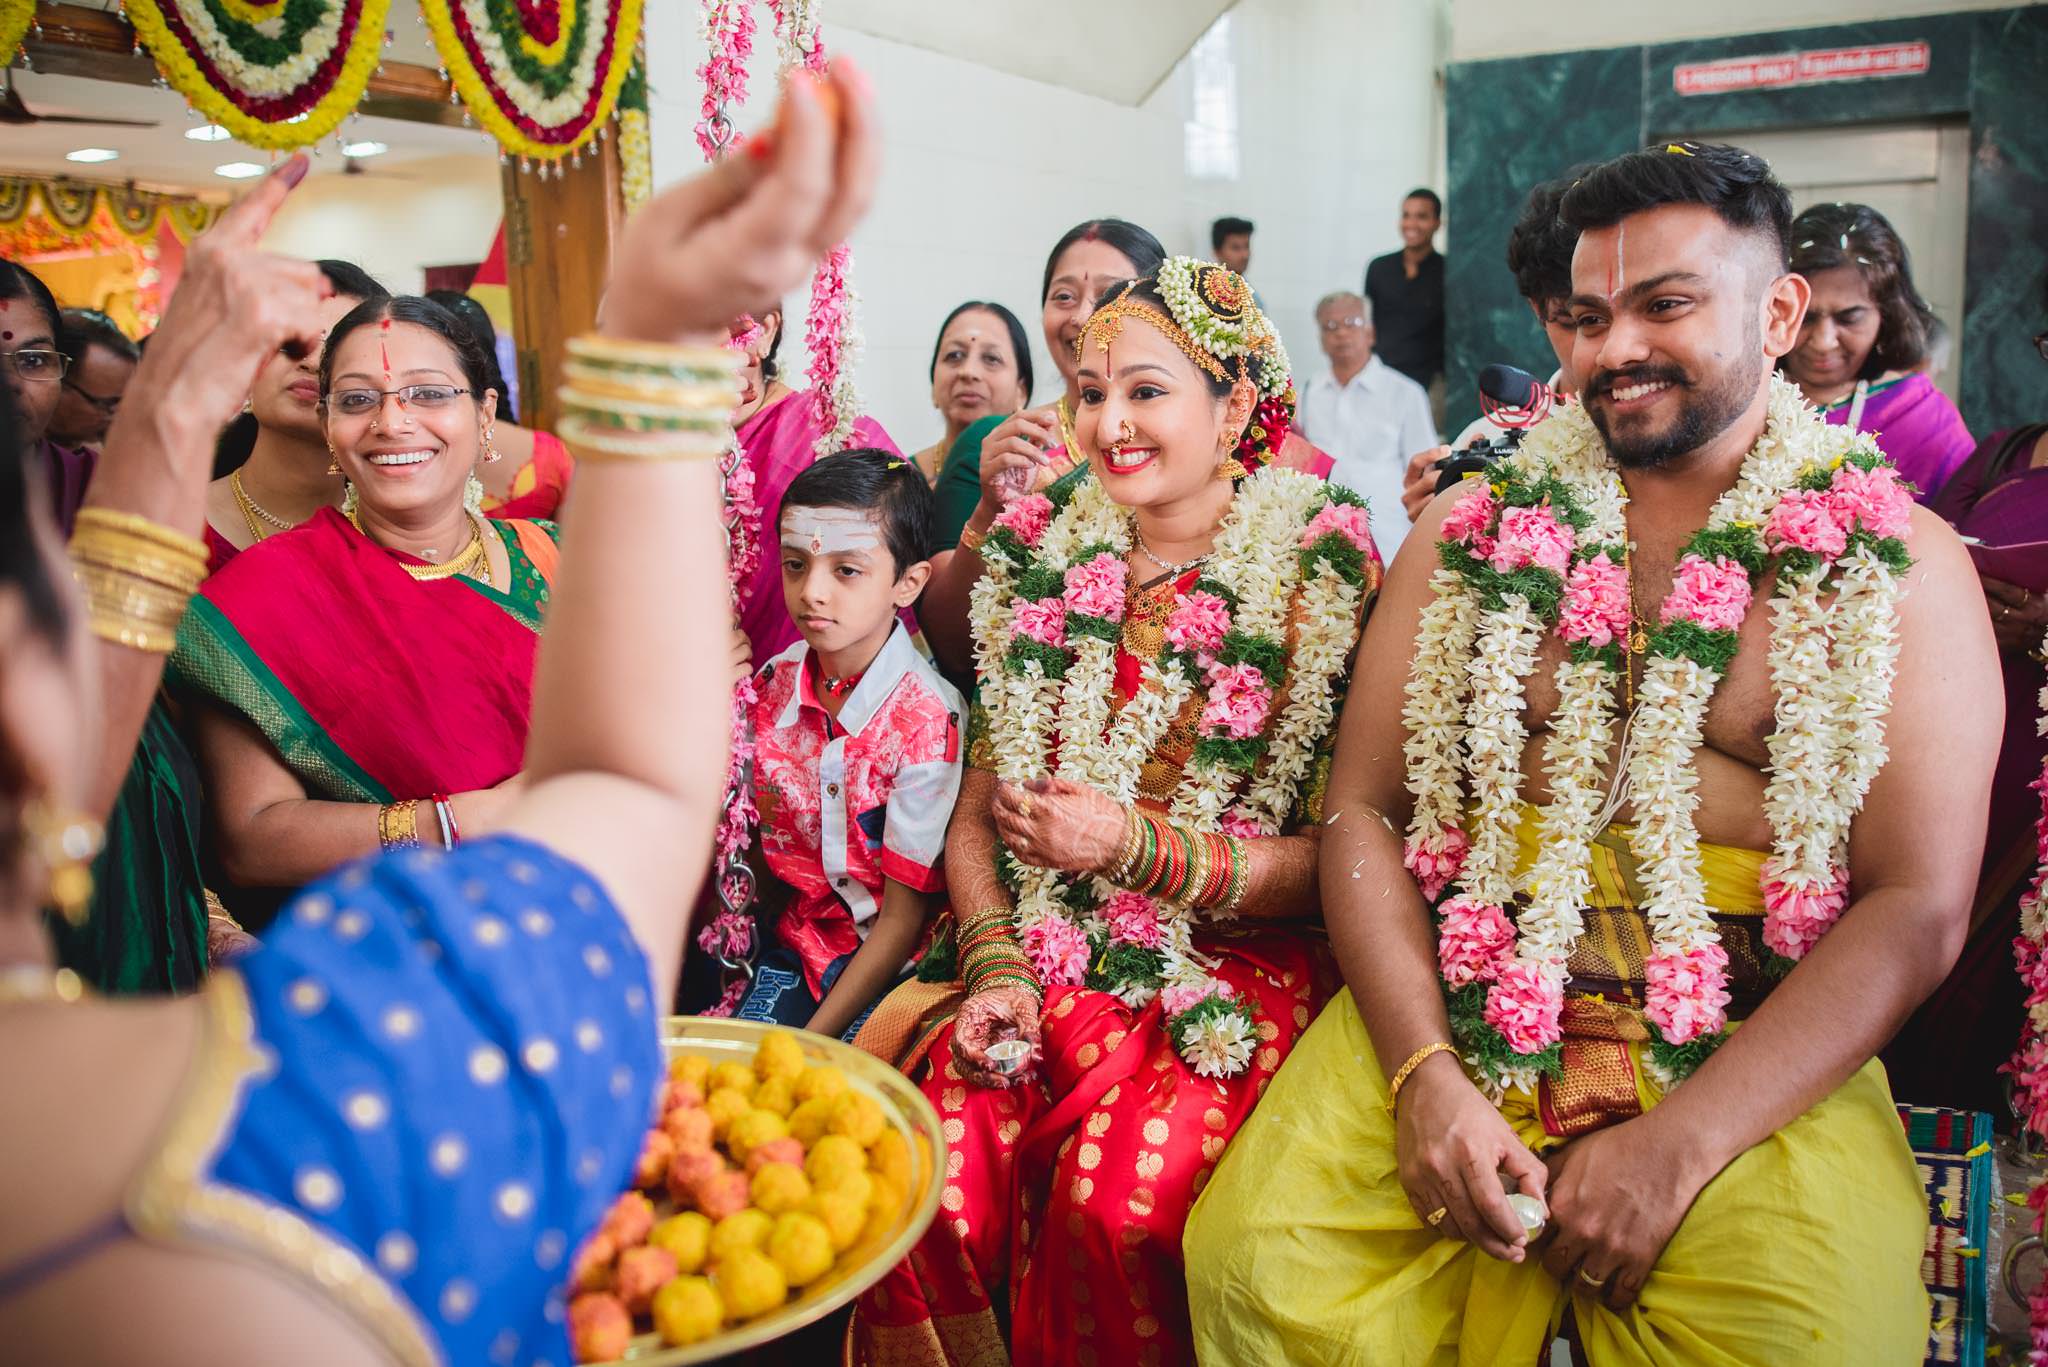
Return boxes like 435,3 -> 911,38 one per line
1182,143 -> 2001,1365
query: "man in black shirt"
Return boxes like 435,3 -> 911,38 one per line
1364,188 -> 1446,423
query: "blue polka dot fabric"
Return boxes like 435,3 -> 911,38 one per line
211,836 -> 661,1366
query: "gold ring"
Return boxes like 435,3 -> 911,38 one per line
1578,1269 -> 1608,1290
1017,795 -> 1035,819
1425,1206 -> 1448,1227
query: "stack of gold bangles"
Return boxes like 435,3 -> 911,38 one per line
377,800 -> 421,850
1103,808 -> 1250,912
557,334 -> 741,460
69,507 -> 209,654
958,904 -> 1041,1000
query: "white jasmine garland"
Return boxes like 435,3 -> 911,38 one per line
1409,376 -> 1914,1087
970,468 -> 1369,1075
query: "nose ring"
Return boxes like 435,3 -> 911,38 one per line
1115,420 -> 1135,445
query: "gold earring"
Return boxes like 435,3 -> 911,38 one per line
483,427 -> 500,464
326,444 -> 341,477
24,800 -> 103,928
1215,456 -> 1249,482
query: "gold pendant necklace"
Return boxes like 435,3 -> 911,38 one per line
230,470 -> 295,543
347,507 -> 490,583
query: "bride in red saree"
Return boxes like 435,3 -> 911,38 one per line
171,296 -> 555,899
850,261 -> 1380,1365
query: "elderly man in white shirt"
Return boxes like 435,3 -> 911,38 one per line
1296,290 -> 1437,554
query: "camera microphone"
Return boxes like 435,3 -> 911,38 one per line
1477,364 -> 1553,430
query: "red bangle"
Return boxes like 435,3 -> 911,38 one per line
430,793 -> 460,848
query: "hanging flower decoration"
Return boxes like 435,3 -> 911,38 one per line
124,0 -> 394,150
2003,637 -> 2048,1361
694,0 -> 755,159
764,0 -> 863,458
418,0 -> 644,163
615,48 -> 653,211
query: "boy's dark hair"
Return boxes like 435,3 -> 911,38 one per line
1506,169 -> 1589,308
1210,216 -> 1254,251
1404,188 -> 1443,218
1787,201 -> 1940,379
780,447 -> 934,578
1560,142 -> 1793,270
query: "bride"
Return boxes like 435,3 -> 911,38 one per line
850,259 -> 1382,1364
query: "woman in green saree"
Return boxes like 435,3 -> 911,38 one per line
171,296 -> 553,903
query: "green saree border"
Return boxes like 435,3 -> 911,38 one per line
449,518 -> 555,631
168,598 -> 391,804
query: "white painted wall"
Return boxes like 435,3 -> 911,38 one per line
1448,0 -> 2024,62
644,0 -> 1444,453
258,155 -> 504,296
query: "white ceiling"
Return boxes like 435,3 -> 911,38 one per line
0,70 -> 497,196
830,0 -> 1235,105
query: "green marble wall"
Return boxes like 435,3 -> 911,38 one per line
1445,6 -> 2048,439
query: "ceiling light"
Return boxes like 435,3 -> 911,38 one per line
65,148 -> 119,163
342,140 -> 388,159
214,161 -> 266,179
185,124 -> 231,142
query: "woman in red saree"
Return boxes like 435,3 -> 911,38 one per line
172,296 -> 553,898
849,261 -> 1378,1365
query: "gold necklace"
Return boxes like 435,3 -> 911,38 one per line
230,470 -> 294,543
1622,536 -> 1650,713
347,507 -> 490,583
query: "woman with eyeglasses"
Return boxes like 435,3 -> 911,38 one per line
169,296 -> 556,899
200,260 -> 386,573
0,260 -> 95,535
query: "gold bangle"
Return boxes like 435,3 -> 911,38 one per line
1386,1041 -> 1457,1114
1103,809 -> 1145,885
71,507 -> 208,563
70,541 -> 207,593
565,335 -> 741,378
71,562 -> 190,653
556,415 -> 732,462
957,522 -> 990,554
1220,835 -> 1251,913
377,800 -> 421,851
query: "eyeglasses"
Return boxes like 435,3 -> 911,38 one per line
2,349 -> 71,382
63,378 -> 122,415
324,384 -> 473,417
1320,317 -> 1366,333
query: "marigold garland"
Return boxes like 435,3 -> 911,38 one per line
125,0 -> 393,150
1407,376 -> 1915,1096
419,0 -> 643,161
971,468 -> 1371,1075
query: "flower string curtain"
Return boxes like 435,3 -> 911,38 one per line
123,0 -> 396,149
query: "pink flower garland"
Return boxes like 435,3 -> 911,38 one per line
2006,700 -> 2048,1356
1020,914 -> 1091,987
692,6 -> 764,1014
1436,895 -> 1514,989
1642,941 -> 1731,1045
693,0 -> 755,160
1403,827 -> 1469,903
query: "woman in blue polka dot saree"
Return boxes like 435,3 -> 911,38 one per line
0,64 -> 879,1366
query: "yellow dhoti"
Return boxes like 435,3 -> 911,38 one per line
1183,817 -> 1929,1366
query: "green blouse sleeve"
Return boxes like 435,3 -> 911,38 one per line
931,413 -> 1006,551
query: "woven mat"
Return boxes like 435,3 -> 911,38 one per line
1901,1105 -> 1993,1366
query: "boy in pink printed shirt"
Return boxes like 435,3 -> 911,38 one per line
740,450 -> 963,1038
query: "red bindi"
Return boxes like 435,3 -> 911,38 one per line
0,332 -> 11,342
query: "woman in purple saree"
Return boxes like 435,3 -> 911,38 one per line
1780,202 -> 1973,500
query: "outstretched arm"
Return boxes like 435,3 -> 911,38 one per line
500,65 -> 879,1010
75,159 -> 330,820
1321,485 -> 1547,1264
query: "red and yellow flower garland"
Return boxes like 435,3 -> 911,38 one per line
125,0 -> 393,149
419,0 -> 644,161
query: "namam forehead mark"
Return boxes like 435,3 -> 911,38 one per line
782,506 -> 883,557
1567,209 -> 1738,318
